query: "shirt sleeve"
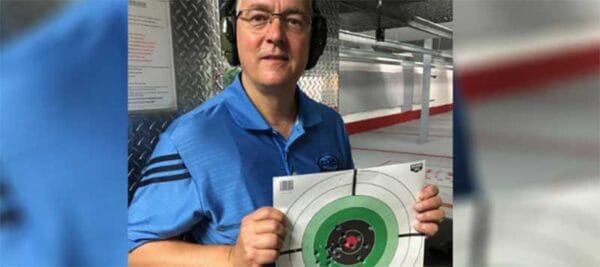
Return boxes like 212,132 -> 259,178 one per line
128,133 -> 204,252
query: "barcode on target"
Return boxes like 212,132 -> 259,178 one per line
279,180 -> 294,192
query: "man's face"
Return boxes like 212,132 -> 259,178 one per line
236,0 -> 311,89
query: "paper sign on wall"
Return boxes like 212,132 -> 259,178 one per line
128,0 -> 177,112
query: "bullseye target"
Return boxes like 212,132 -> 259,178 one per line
274,161 -> 426,267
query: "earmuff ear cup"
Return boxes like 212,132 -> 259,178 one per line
220,0 -> 239,66
305,14 -> 327,70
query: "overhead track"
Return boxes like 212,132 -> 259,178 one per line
339,30 -> 453,59
340,48 -> 453,70
406,16 -> 453,39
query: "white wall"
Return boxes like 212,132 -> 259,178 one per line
412,65 -> 453,110
340,60 -> 453,122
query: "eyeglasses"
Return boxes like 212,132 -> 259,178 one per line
236,9 -> 311,34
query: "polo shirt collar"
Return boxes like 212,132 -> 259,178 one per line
296,83 -> 323,128
224,74 -> 322,131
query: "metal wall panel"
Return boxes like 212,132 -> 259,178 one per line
128,0 -> 223,201
339,63 -> 405,115
299,0 -> 340,110
339,60 -> 453,116
128,0 -> 340,201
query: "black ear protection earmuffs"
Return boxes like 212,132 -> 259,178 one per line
219,0 -> 328,70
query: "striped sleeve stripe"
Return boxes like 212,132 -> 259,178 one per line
138,153 -> 192,187
145,154 -> 181,166
137,172 -> 192,188
141,163 -> 187,178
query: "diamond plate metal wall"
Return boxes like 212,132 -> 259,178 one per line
128,0 -> 224,202
128,0 -> 340,202
299,0 -> 340,110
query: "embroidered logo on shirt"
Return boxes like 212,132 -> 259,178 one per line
318,154 -> 339,171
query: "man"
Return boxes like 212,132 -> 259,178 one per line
128,0 -> 444,266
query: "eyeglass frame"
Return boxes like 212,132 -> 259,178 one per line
235,8 -> 313,34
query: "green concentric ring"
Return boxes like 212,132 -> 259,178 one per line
301,195 -> 399,266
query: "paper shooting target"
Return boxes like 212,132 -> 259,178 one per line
274,161 -> 426,267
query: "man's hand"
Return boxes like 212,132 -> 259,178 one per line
413,184 -> 445,237
230,207 -> 286,267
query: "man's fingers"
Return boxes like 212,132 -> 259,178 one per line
237,208 -> 287,266
254,219 -> 286,238
251,207 -> 285,222
412,222 -> 439,237
415,209 -> 445,223
252,233 -> 282,250
413,196 -> 442,212
417,184 -> 439,200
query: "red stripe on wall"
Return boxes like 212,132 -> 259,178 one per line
345,104 -> 453,135
459,44 -> 600,102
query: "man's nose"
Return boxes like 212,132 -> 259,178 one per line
265,15 -> 285,44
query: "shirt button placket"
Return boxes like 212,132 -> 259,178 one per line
284,149 -> 291,175
272,130 -> 291,175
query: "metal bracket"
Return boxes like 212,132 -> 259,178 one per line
406,16 -> 453,39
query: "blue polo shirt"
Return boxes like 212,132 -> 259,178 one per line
128,74 -> 354,251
